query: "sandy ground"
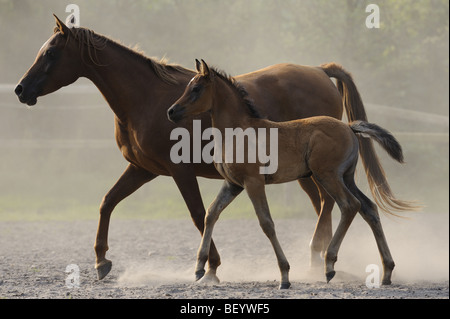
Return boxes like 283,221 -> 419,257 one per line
0,214 -> 448,299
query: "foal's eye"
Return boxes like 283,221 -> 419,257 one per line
192,85 -> 201,93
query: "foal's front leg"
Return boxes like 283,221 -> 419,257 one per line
195,181 -> 243,283
245,180 -> 291,289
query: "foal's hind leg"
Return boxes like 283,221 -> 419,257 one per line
314,174 -> 360,282
349,184 -> 395,285
246,179 -> 291,289
299,177 -> 335,269
194,181 -> 243,284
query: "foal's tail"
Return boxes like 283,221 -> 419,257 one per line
350,121 -> 404,164
349,120 -> 421,216
321,62 -> 420,216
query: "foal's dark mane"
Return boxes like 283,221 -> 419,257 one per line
211,67 -> 261,119
56,26 -> 192,84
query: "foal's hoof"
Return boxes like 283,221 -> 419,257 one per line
279,282 -> 291,290
195,269 -> 206,281
326,270 -> 336,283
95,260 -> 112,280
197,270 -> 220,285
382,279 -> 392,286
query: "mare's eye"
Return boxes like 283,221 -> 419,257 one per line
45,49 -> 55,59
192,85 -> 201,93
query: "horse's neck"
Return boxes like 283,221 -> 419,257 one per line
83,43 -> 164,123
211,79 -> 251,131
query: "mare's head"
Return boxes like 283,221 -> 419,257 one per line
15,15 -> 84,106
167,59 -> 214,123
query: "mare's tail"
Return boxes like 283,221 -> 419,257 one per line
322,62 -> 420,216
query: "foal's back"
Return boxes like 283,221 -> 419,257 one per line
235,116 -> 358,185
284,116 -> 359,178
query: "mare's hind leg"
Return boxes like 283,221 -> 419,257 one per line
347,181 -> 395,285
195,181 -> 243,284
314,173 -> 361,283
299,177 -> 335,269
246,179 -> 291,289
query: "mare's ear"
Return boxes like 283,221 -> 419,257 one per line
200,59 -> 210,77
53,14 -> 70,36
195,59 -> 202,73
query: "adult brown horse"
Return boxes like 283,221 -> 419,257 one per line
14,15 -> 412,282
168,59 -> 406,288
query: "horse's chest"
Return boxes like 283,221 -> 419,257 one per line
118,139 -> 138,162
115,127 -> 139,163
115,123 -> 166,174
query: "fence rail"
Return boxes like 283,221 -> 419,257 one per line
0,139 -> 115,149
0,84 -> 97,94
0,132 -> 447,149
1,84 -> 448,149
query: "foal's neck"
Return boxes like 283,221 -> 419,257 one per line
210,77 -> 254,130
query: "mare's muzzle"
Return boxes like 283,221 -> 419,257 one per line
167,104 -> 186,123
14,82 -> 38,106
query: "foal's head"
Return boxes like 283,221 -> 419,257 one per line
15,15 -> 86,106
167,59 -> 214,123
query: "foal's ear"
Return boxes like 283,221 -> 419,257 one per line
53,14 -> 70,36
200,59 -> 210,77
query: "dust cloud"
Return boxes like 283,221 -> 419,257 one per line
116,213 -> 448,287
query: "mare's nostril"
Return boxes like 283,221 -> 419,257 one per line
14,84 -> 23,96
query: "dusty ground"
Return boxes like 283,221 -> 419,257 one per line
0,214 -> 448,299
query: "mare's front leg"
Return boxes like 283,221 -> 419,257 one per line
195,181 -> 243,283
172,169 -> 240,283
95,164 -> 157,279
246,179 -> 291,289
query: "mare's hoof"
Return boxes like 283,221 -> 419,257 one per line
326,270 -> 336,283
279,282 -> 291,290
195,269 -> 206,281
96,260 -> 112,280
